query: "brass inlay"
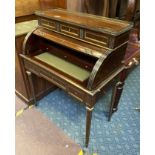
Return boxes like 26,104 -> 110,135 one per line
40,25 -> 107,49
60,24 -> 79,37
84,31 -> 108,46
36,9 -> 133,36
86,106 -> 94,111
41,19 -> 56,29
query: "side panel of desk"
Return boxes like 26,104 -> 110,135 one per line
15,34 -> 55,104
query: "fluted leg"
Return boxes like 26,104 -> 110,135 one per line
108,69 -> 127,121
26,71 -> 37,106
85,106 -> 93,148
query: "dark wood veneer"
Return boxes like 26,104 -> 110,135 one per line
20,9 -> 133,147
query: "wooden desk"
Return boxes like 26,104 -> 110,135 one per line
20,9 -> 133,147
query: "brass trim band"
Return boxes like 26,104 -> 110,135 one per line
86,106 -> 94,111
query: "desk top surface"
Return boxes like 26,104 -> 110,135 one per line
36,9 -> 133,35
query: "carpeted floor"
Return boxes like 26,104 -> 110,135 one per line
36,66 -> 140,155
15,97 -> 81,155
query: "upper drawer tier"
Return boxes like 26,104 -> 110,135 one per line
37,9 -> 132,49
38,17 -> 111,48
36,9 -> 133,36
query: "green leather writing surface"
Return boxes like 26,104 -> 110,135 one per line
35,52 -> 90,82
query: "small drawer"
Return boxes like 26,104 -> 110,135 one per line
84,30 -> 108,47
24,60 -> 41,76
68,86 -> 84,102
40,19 -> 56,30
60,24 -> 80,38
24,60 -> 38,72
24,59 -> 67,90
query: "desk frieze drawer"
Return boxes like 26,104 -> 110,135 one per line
25,58 -> 84,102
84,30 -> 108,47
36,66 -> 67,91
39,18 -> 56,30
67,86 -> 85,103
50,76 -> 67,90
24,60 -> 40,75
24,60 -> 67,90
60,23 -> 80,38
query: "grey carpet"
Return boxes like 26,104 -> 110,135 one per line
15,96 -> 81,155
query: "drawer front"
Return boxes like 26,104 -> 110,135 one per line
84,30 -> 108,47
40,18 -> 56,30
40,69 -> 67,91
24,60 -> 40,75
40,67 -> 85,101
60,23 -> 80,38
67,86 -> 85,102
24,59 -> 85,103
24,59 -> 67,90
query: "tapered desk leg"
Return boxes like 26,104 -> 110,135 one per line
108,69 -> 127,121
85,106 -> 93,148
26,71 -> 37,106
